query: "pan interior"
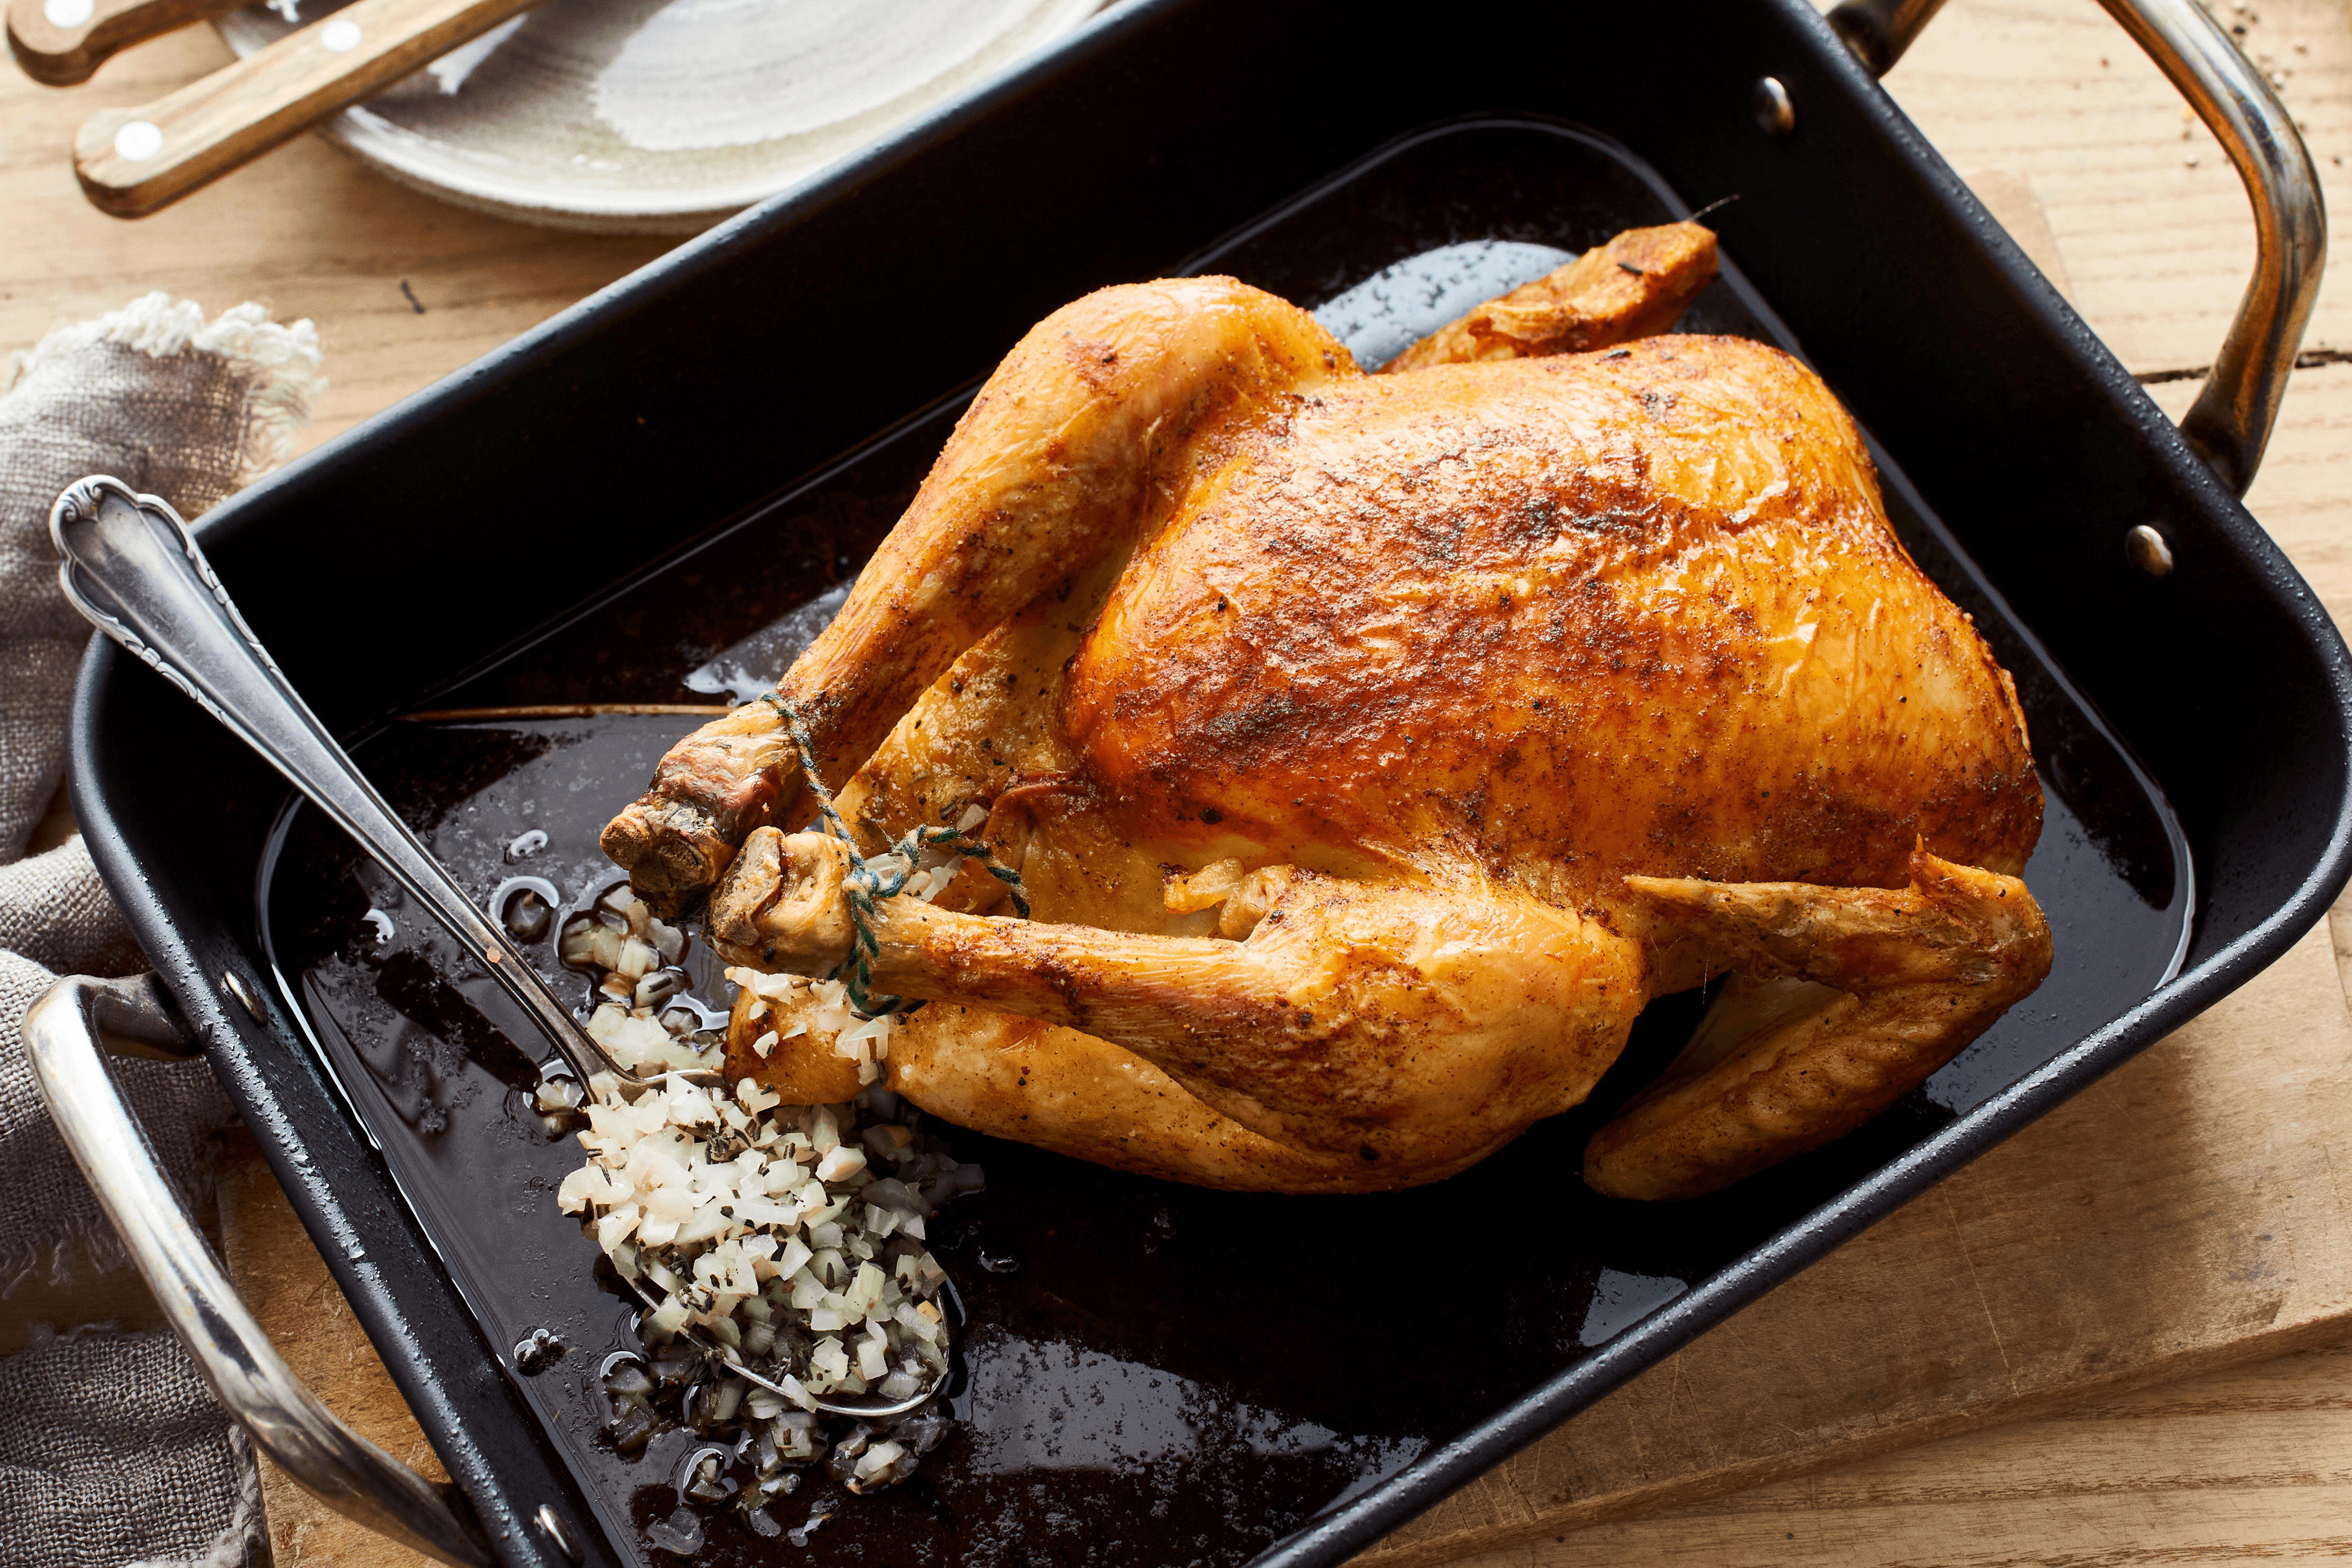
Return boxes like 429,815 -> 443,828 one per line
258,119 -> 2190,1568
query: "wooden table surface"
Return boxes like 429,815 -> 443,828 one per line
6,1 -> 2352,1563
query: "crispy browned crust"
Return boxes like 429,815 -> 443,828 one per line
1383,222 -> 1719,372
1064,333 -> 2042,897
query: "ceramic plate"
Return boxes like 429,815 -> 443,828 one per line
217,0 -> 1101,233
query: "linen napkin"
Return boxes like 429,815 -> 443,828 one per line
0,293 -> 324,1567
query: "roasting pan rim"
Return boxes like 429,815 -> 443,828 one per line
63,0 -> 2352,1563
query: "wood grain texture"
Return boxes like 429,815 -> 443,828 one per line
0,25 -> 667,447
7,0 -> 245,88
1875,0 -> 2352,375
216,1132 -> 444,1568
74,0 -> 540,216
1447,1338 -> 2352,1568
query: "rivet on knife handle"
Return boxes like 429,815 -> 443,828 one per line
72,0 -> 537,218
6,0 -> 246,87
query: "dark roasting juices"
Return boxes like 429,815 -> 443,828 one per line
257,123 -> 2191,1568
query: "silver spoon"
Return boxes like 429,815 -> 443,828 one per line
51,475 -> 947,1420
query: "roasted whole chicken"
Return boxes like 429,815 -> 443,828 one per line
602,223 -> 2051,1200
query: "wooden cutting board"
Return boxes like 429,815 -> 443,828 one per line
217,1139 -> 452,1568
215,910 -> 2352,1567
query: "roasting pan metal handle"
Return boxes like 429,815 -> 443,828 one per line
1826,0 -> 2326,494
24,972 -> 497,1568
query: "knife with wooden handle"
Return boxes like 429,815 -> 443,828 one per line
75,0 -> 537,217
7,0 -> 247,87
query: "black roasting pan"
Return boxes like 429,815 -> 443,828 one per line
54,0 -> 2351,1564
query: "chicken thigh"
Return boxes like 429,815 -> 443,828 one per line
602,225 -> 2051,1199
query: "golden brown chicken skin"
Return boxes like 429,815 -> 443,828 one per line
615,228 -> 2051,1199
1065,336 -> 2039,895
1385,221 -> 1720,370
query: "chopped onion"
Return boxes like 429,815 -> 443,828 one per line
564,881 -> 972,1517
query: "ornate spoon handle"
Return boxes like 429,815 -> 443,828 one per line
49,474 -> 645,1085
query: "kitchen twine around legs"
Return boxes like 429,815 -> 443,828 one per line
761,694 -> 1030,1019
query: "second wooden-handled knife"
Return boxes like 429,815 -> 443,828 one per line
8,0 -> 247,86
74,0 -> 539,217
